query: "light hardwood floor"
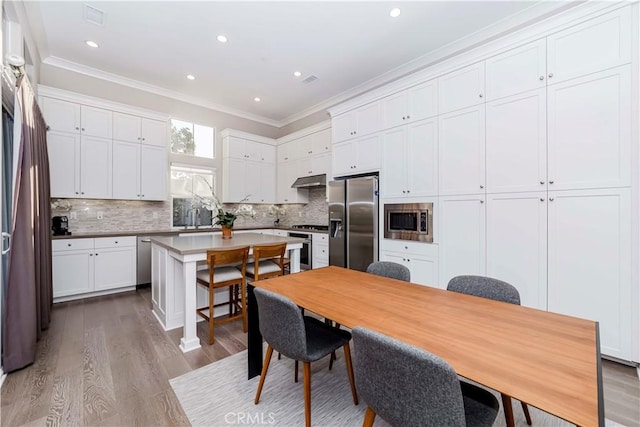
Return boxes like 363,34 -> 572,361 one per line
1,288 -> 639,426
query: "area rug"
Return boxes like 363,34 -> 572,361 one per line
170,349 -> 613,427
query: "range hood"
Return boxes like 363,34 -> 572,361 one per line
291,174 -> 326,188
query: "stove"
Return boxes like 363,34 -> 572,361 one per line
290,224 -> 329,231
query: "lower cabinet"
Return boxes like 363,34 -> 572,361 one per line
379,240 -> 439,287
52,236 -> 136,301
312,233 -> 328,269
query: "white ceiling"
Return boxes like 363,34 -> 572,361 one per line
24,1 -> 576,127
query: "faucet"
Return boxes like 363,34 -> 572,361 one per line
273,218 -> 280,227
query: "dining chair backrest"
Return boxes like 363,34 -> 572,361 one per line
205,246 -> 249,284
249,243 -> 287,280
366,261 -> 411,282
447,275 -> 520,305
353,326 -> 466,426
254,287 -> 307,361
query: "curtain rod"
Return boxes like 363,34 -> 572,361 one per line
5,53 -> 26,78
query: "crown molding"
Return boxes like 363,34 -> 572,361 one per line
276,120 -> 331,145
219,128 -> 277,145
42,56 -> 282,128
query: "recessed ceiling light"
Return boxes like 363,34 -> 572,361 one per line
254,97 -> 261,102
186,74 -> 195,80
217,35 -> 228,43
85,40 -> 99,48
293,71 -> 302,77
390,8 -> 401,18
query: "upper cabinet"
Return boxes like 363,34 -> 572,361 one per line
113,112 -> 167,147
381,80 -> 438,129
332,101 -> 381,143
485,39 -> 547,101
546,7 -> 631,85
438,62 -> 485,115
224,136 -> 276,163
43,98 -> 112,138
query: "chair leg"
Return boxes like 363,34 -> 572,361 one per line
208,284 -> 215,345
363,407 -> 376,427
329,351 -> 335,370
303,362 -> 312,427
294,360 -> 299,383
343,342 -> 358,405
254,345 -> 274,404
228,286 -> 233,317
521,401 -> 532,425
240,280 -> 248,333
500,393 -> 516,427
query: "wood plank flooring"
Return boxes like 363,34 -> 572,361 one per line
1,288 -> 639,426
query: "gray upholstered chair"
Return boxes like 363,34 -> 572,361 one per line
447,275 -> 532,426
253,287 -> 358,427
366,261 -> 411,282
352,326 -> 499,427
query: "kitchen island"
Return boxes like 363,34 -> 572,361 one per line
150,232 -> 305,352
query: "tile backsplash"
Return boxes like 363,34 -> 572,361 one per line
51,188 -> 328,234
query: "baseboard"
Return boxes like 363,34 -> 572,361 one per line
136,283 -> 151,290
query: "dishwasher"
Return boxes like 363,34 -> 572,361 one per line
137,236 -> 152,285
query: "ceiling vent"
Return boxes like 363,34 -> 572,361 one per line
302,75 -> 319,84
84,4 -> 106,26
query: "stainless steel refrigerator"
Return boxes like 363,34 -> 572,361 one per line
328,175 -> 378,272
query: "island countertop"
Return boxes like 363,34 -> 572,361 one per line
150,232 -> 306,256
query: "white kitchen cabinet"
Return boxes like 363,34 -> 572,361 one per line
381,117 -> 437,198
438,105 -> 485,196
547,65 -> 631,191
223,158 -> 275,204
438,62 -> 485,114
255,162 -> 276,204
276,161 -> 309,204
486,88 -> 546,194
223,157 -> 249,203
224,136 -> 275,162
439,195 -> 486,287
299,153 -> 331,177
310,128 -> 331,155
486,192 -> 548,310
140,145 -> 167,200
53,236 -> 136,301
547,188 -> 632,360
80,135 -> 112,199
312,233 -> 329,269
546,7 -> 631,85
113,141 -> 167,200
41,97 -> 81,134
332,134 -> 381,178
485,39 -> 547,101
382,80 -> 438,129
80,106 -> 113,139
113,112 -> 167,147
332,101 -> 381,143
277,141 -> 301,163
380,251 -> 438,288
47,131 -> 80,198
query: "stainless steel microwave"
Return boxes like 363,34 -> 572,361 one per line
384,203 -> 433,242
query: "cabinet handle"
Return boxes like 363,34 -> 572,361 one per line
67,243 -> 72,247
407,190 -> 410,193
407,259 -> 411,262
480,200 -> 484,203
480,185 -> 484,189
549,197 -> 555,202
540,180 -> 545,185
540,198 -> 545,202
81,128 -> 85,131
549,180 -> 554,184
284,199 -> 288,202
90,253 -> 93,256
548,73 -> 554,78
404,246 -> 408,250
115,241 -> 118,244
95,253 -> 99,256
75,192 -> 79,195
539,76 -> 545,81
402,190 -> 406,194
479,94 -> 483,98
308,170 -> 312,174
141,194 -> 144,197
354,131 -> 357,135
75,127 -> 79,130
308,151 -> 312,154
402,116 -> 406,120
142,138 -> 145,141
284,157 -> 288,160
407,115 -> 410,119
81,192 -> 85,195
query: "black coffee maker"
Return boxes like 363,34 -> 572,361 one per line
52,216 -> 71,236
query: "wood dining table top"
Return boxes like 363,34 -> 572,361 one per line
253,266 -> 603,427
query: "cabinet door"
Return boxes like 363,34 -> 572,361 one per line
94,247 -> 136,291
298,157 -> 313,177
407,118 -> 438,197
80,136 -> 112,198
52,250 -> 94,297
80,106 -> 112,138
407,256 -> 438,288
112,141 -> 141,200
381,127 -> 408,198
140,145 -> 167,200
486,88 -> 546,193
257,162 -> 276,204
244,161 -> 261,203
47,131 -> 80,198
547,66 -> 630,191
311,129 -> 331,155
438,62 -> 485,114
311,153 -> 331,176
439,195 -> 486,287
439,105 -> 485,195
113,112 -> 141,142
141,119 -> 167,147
408,80 -> 438,122
355,102 -> 381,137
547,188 -> 632,360
332,142 -> 355,177
546,7 -> 631,85
486,192 -> 547,310
297,135 -> 313,157
485,39 -> 546,101
224,158 -> 247,203
42,97 -> 80,133
354,134 -> 381,173
382,91 -> 408,130
332,113 -> 356,143
226,137 -> 246,159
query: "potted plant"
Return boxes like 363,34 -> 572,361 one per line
194,178 -> 255,238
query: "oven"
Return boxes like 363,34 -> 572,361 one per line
384,202 -> 433,242
287,231 -> 312,270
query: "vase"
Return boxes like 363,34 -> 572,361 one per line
222,225 -> 233,239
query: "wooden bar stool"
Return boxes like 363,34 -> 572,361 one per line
245,243 -> 287,281
195,246 -> 249,344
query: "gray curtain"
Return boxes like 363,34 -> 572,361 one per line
2,107 -> 14,337
2,74 -> 52,373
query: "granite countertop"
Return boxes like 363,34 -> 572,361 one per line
51,225 -> 328,240
150,232 -> 306,255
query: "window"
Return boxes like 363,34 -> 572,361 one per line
171,165 -> 216,227
170,119 -> 215,159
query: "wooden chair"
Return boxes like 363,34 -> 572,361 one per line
195,246 -> 249,344
245,243 -> 287,281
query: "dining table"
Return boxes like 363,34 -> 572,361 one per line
249,266 -> 603,427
